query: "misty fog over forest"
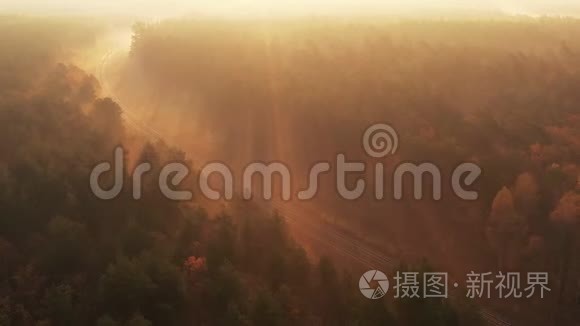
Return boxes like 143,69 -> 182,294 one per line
0,1 -> 579,326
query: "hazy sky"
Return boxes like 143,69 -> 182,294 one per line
1,0 -> 579,18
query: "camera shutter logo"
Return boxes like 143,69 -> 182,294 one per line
359,270 -> 389,299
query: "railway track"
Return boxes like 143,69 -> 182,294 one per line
270,201 -> 512,326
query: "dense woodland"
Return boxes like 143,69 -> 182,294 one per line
0,16 -> 496,326
116,17 -> 580,324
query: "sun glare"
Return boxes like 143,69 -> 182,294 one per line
2,0 -> 578,18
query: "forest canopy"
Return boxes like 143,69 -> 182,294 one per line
1,14 -> 579,325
